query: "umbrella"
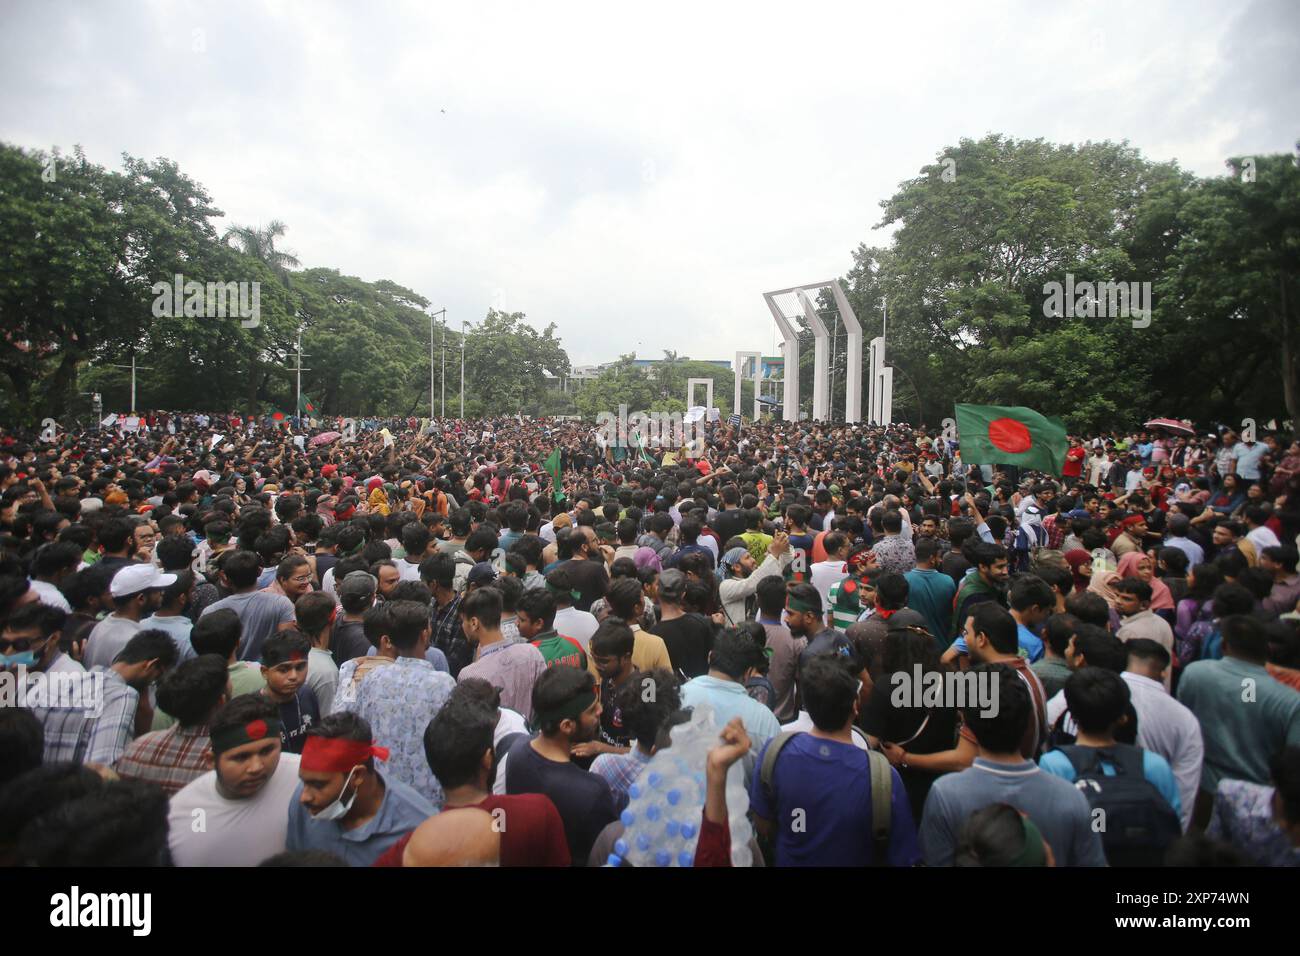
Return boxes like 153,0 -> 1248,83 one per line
1143,418 -> 1195,436
309,431 -> 342,447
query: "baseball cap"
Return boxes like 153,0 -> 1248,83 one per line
109,563 -> 177,598
657,569 -> 687,603
467,562 -> 498,586
338,570 -> 377,600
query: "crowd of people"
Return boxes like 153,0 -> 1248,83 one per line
1,410 -> 1298,868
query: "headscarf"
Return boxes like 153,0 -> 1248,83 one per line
1088,567 -> 1123,608
716,546 -> 749,582
1063,549 -> 1092,592
632,546 -> 662,573
1117,551 -> 1175,611
368,486 -> 390,516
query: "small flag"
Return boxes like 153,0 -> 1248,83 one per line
298,393 -> 317,415
272,411 -> 285,422
953,404 -> 1068,475
542,448 -> 563,501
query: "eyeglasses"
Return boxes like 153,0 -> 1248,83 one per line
0,633 -> 50,653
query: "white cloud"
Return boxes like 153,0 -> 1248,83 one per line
1,0 -> 1295,368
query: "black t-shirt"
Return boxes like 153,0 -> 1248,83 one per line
651,614 -> 715,679
559,559 -> 609,613
711,508 -> 748,547
504,739 -> 618,866
598,677 -> 633,748
859,678 -> 959,821
273,686 -> 321,754
331,619 -> 373,667
940,551 -> 971,587
315,553 -> 339,581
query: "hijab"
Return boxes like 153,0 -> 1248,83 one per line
1064,548 -> 1092,592
1117,551 -> 1175,611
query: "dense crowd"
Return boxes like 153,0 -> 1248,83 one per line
1,411 -> 1298,868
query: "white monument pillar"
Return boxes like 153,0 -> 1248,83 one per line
686,377 -> 714,410
796,290 -> 830,421
763,294 -> 801,421
734,351 -> 762,421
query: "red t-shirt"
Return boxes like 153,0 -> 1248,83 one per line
372,794 -> 571,867
1063,446 -> 1086,477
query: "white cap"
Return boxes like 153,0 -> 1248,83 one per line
109,563 -> 177,598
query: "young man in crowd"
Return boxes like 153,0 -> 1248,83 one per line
286,712 -> 435,866
457,586 -> 546,721
919,665 -> 1107,866
337,600 -> 457,806
377,687 -> 570,866
751,654 -> 921,866
502,664 -> 619,864
168,695 -> 303,866
259,630 -> 321,755
517,588 -> 588,670
116,653 -> 228,796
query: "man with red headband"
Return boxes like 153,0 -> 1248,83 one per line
167,695 -> 302,866
286,712 -> 435,866
1112,514 -> 1146,558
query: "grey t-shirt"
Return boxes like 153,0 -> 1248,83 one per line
919,757 -> 1107,866
201,591 -> 295,661
84,615 -> 143,669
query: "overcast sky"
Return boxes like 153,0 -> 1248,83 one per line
2,0 -> 1297,367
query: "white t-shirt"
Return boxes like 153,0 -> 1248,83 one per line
168,754 -> 302,866
809,560 -> 849,614
553,606 -> 599,649
1247,525 -> 1281,554
490,707 -> 531,796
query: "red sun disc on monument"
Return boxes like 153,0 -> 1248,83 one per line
988,417 -> 1032,454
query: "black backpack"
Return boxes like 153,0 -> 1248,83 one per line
1057,743 -> 1181,867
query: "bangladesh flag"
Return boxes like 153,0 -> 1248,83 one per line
953,404 -> 1068,475
541,448 -> 563,501
299,393 -> 317,415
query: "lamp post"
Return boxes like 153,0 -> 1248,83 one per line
460,319 -> 470,419
428,307 -> 446,420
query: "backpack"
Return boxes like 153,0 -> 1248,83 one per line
760,731 -> 893,865
1057,743 -> 1181,867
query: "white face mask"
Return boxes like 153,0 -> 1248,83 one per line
310,767 -> 361,822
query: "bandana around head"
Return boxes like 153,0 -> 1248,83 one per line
300,736 -> 390,773
211,717 -> 284,755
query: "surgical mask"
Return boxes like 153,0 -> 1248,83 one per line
310,767 -> 360,822
2,650 -> 39,668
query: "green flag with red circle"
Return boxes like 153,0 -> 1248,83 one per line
954,404 -> 1068,475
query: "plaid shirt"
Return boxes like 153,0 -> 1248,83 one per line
33,667 -> 137,767
589,747 -> 653,810
429,591 -> 469,676
115,724 -> 213,796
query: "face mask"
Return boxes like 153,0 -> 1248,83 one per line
2,650 -> 39,668
310,767 -> 360,822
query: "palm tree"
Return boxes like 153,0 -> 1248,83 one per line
222,219 -> 301,285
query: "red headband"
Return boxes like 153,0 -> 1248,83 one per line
1122,515 -> 1145,528
300,736 -> 390,774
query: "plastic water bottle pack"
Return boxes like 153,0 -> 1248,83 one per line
606,704 -> 753,867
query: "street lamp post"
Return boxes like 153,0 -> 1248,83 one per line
460,319 -> 469,419
428,308 -> 446,421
